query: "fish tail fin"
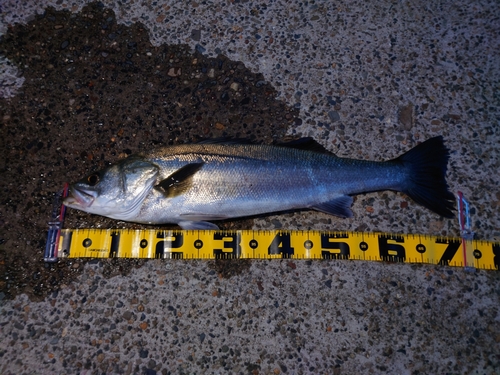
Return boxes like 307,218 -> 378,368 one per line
396,136 -> 455,218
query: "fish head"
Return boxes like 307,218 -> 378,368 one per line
64,157 -> 159,220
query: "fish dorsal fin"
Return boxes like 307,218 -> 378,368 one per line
198,137 -> 333,154
197,137 -> 255,145
277,137 -> 332,154
154,162 -> 204,198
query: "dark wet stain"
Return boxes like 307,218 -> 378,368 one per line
0,2 -> 299,301
208,259 -> 252,279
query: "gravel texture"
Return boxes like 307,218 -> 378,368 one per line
2,260 -> 500,374
1,0 -> 499,374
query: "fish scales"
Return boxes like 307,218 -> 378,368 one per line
159,143 -> 402,189
145,143 -> 402,203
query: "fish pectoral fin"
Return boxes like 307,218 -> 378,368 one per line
154,162 -> 204,198
178,220 -> 220,230
312,196 -> 354,218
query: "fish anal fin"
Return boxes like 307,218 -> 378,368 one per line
312,196 -> 354,218
155,162 -> 204,198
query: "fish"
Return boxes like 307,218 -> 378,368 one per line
63,136 -> 455,229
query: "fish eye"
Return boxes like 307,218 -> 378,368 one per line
87,173 -> 100,186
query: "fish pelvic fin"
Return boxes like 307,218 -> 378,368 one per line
396,136 -> 455,218
178,220 -> 220,230
312,195 -> 354,218
154,162 -> 204,198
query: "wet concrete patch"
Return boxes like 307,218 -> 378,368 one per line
208,258 -> 252,279
0,2 -> 299,300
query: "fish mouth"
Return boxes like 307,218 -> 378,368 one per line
63,187 -> 96,208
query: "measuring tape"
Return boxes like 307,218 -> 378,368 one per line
43,185 -> 499,270
46,228 -> 497,269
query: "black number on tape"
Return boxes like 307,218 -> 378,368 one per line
213,232 -> 241,259
320,233 -> 350,260
436,238 -> 461,266
378,235 -> 405,262
268,233 -> 294,258
109,231 -> 120,258
155,231 -> 184,259
493,244 -> 499,270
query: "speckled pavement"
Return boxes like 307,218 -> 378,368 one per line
1,0 -> 499,374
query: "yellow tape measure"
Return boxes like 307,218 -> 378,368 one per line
54,229 -> 499,270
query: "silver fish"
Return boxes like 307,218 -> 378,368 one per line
63,137 -> 455,229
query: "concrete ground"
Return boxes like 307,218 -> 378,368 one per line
1,0 -> 499,374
